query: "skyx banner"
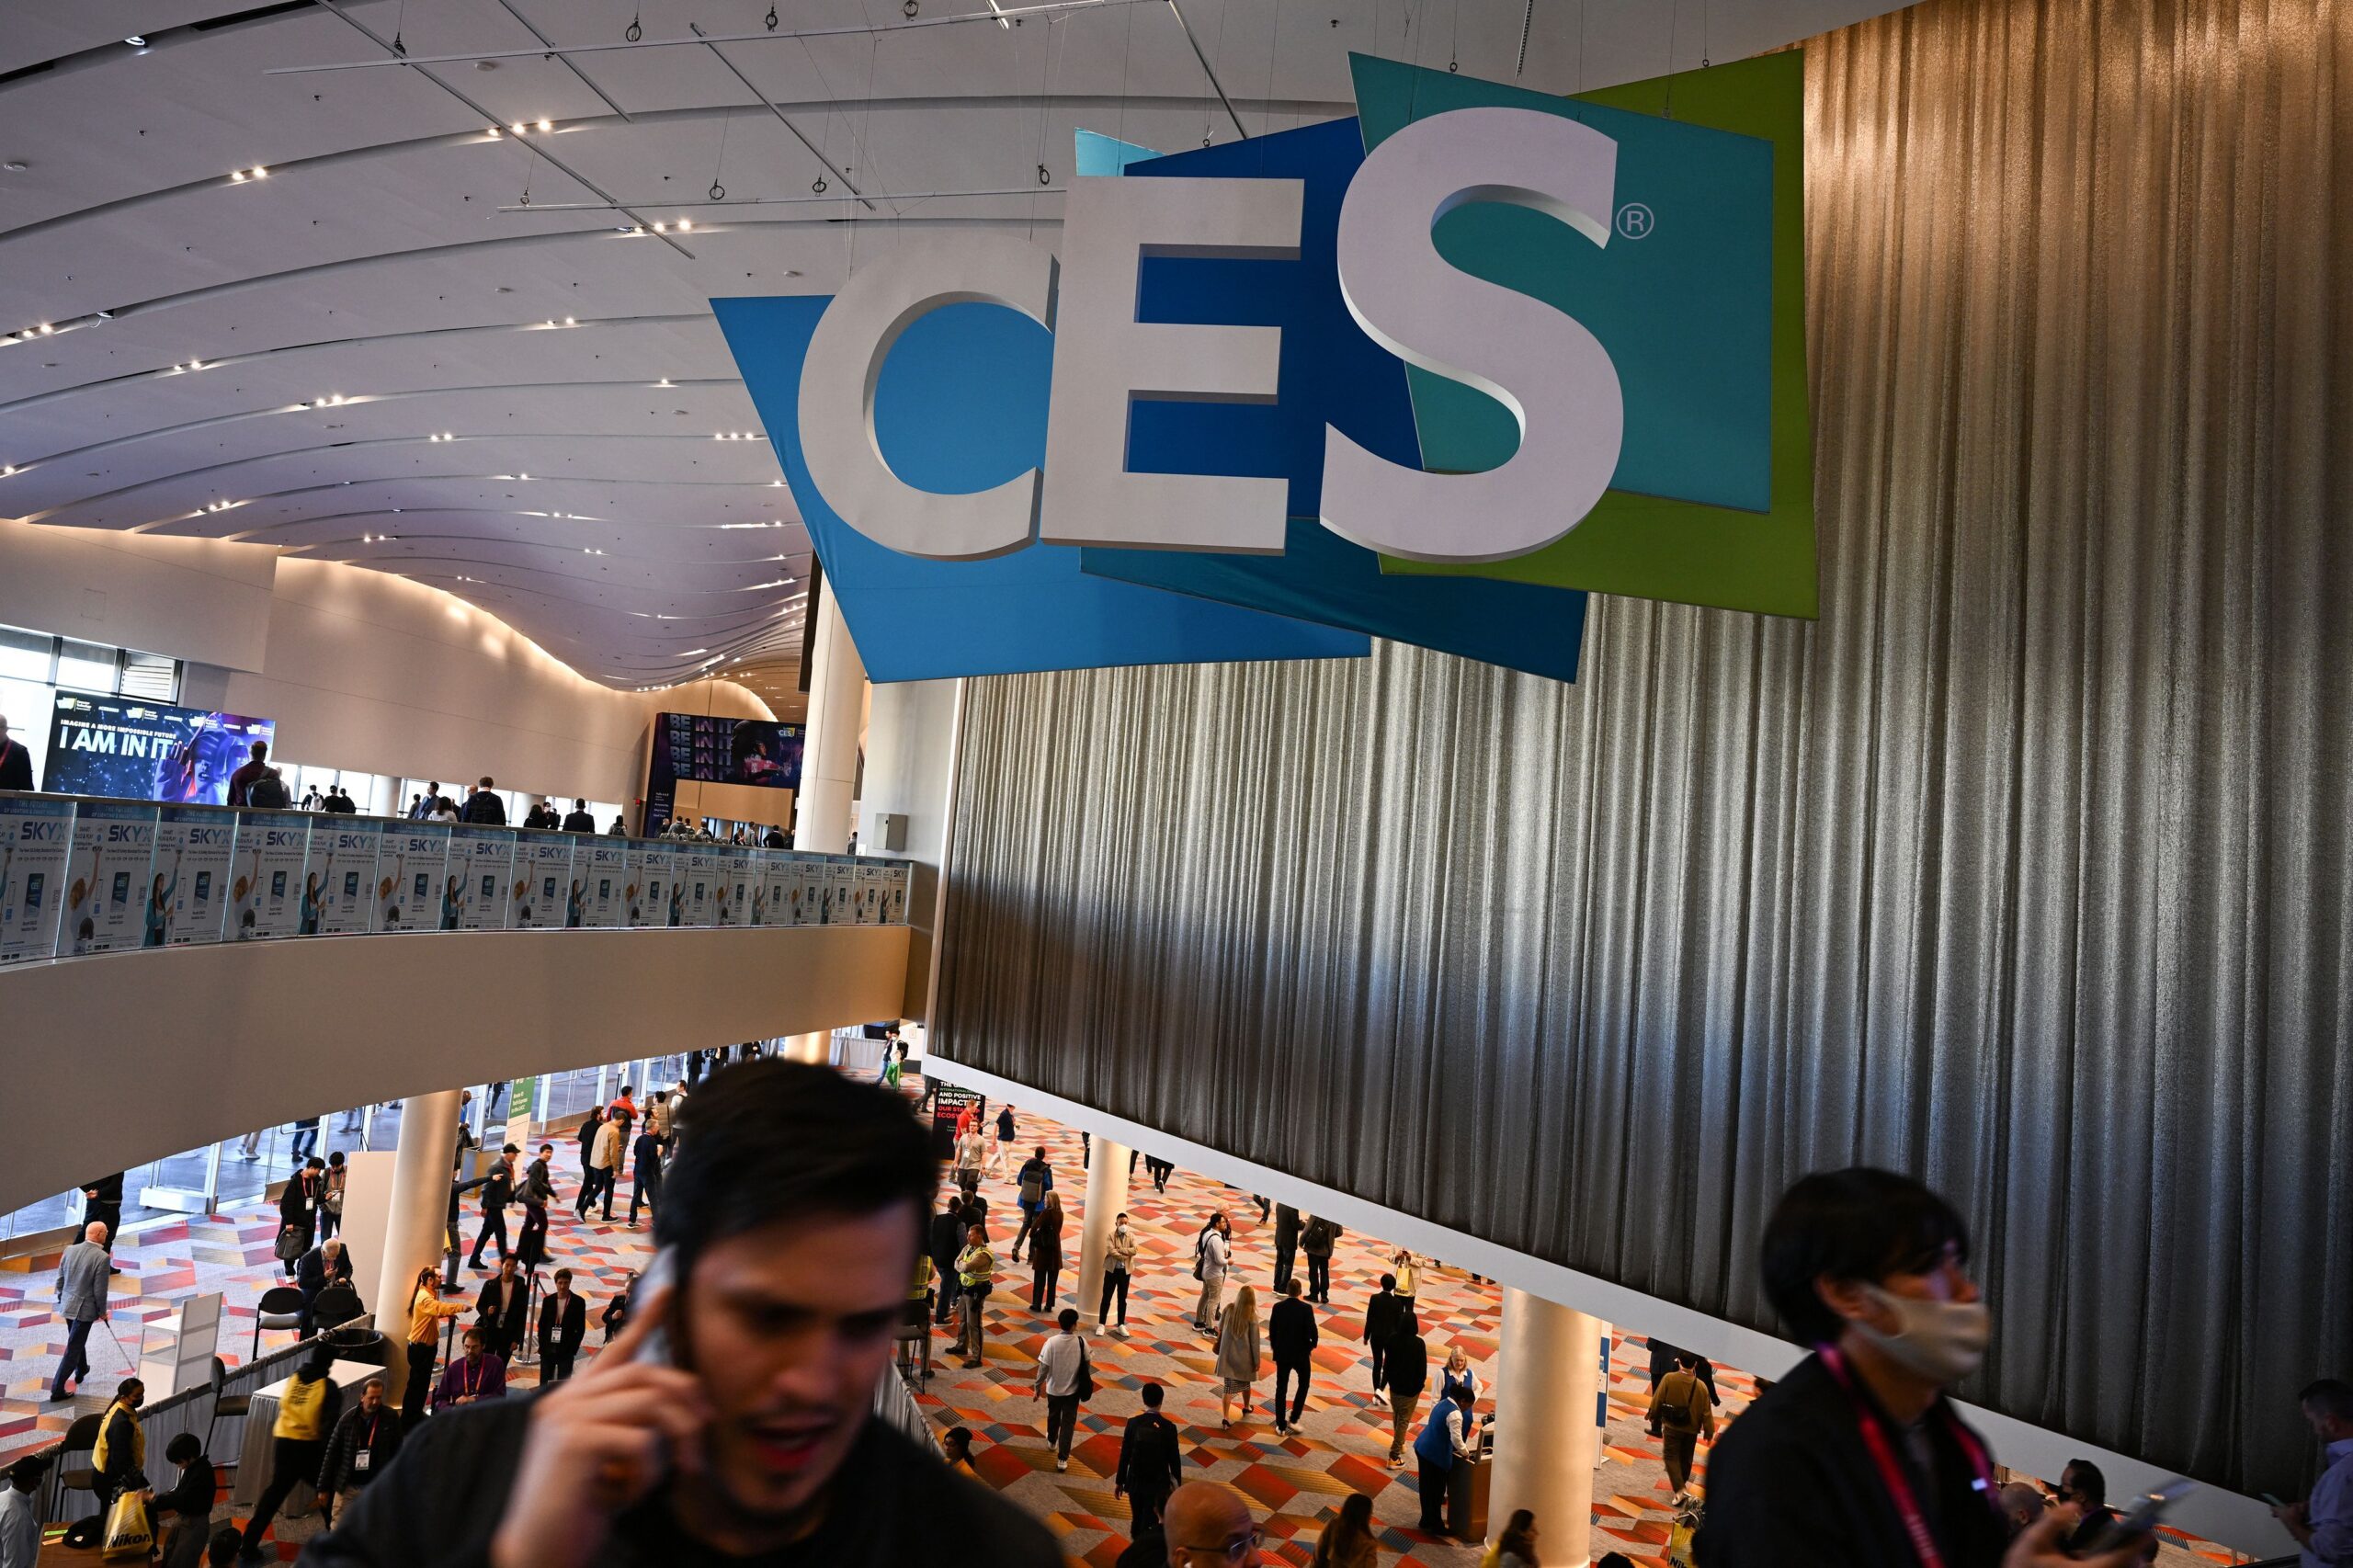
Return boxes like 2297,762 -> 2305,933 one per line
716,51 -> 1812,685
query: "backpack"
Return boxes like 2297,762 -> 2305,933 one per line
1018,1166 -> 1045,1206
247,770 -> 291,809
1303,1219 -> 1338,1256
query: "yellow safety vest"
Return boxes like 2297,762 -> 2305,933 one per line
91,1403 -> 143,1477
276,1374 -> 334,1440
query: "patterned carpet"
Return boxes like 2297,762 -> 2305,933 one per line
0,1083 -> 2229,1565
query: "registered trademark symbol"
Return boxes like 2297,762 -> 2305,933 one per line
1616,202 -> 1655,239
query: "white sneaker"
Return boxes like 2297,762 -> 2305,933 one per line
1056,1458 -> 1069,1472
1112,1324 -> 1130,1338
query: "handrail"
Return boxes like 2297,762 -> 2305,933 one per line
0,788 -> 907,962
22,1311 -> 376,1522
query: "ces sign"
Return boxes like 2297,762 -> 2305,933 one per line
798,107 -> 1623,567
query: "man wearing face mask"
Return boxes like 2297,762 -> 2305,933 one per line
1696,1168 -> 2150,1568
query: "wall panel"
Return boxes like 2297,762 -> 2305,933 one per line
934,0 -> 2353,1497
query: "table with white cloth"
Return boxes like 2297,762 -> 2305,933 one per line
230,1358 -> 383,1507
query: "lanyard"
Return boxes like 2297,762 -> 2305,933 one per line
461,1357 -> 484,1396
363,1414 -> 380,1449
1816,1346 -> 1997,1568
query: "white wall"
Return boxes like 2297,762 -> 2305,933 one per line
0,923 -> 910,1219
860,676 -> 961,1018
0,522 -> 777,811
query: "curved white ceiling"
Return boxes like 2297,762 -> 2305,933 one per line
0,0 -> 1910,712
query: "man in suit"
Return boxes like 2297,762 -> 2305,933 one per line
49,1221 -> 111,1401
1268,1279 -> 1319,1436
1115,1381 -> 1186,1536
1363,1273 -> 1404,1403
411,784 -> 440,820
469,1147 -> 517,1269
297,1238 -> 357,1336
461,777 -> 507,824
0,713 -> 32,791
561,798 -> 597,833
536,1268 -> 587,1382
473,1256 -> 529,1362
1271,1204 -> 1302,1294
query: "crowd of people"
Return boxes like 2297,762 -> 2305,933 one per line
16,1058 -> 2349,1568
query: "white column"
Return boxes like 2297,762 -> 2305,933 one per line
365,774 -> 399,817
373,1089 -> 461,1412
792,583 -> 866,854
780,1032 -> 830,1065
1489,1289 -> 1605,1564
1075,1137 -> 1131,1329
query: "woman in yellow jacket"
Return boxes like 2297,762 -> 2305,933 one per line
401,1264 -> 467,1424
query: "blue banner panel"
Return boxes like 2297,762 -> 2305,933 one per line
1077,117 -> 1589,683
713,294 -> 1369,683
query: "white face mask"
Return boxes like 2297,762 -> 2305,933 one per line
1855,1283 -> 1992,1385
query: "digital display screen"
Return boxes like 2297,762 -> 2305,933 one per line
41,692 -> 276,807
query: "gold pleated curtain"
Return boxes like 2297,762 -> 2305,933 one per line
934,0 -> 2353,1497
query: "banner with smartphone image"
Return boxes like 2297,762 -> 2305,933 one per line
450,826 -> 516,931
579,838 -> 628,927
57,800 -> 159,956
680,848 -> 722,927
0,794 -> 75,964
375,824 -> 450,933
629,842 -> 679,928
753,849 -> 792,928
229,812 -> 311,941
515,835 -> 576,928
303,820 -> 383,937
154,804 -> 234,946
715,846 -> 754,927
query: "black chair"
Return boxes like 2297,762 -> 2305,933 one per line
53,1412 -> 103,1514
253,1286 -> 304,1358
202,1356 -> 250,1460
312,1282 -> 362,1332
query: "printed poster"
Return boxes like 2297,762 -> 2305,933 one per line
680,848 -> 722,927
60,800 -> 159,956
849,862 -> 880,926
302,819 -> 382,937
882,861 -> 911,925
0,795 -> 75,964
153,804 -> 235,947
514,835 -> 576,928
231,812 -> 312,940
451,826 -> 516,930
375,824 -> 450,933
821,857 -> 856,926
579,838 -> 628,927
631,842 -> 679,928
755,850 -> 795,928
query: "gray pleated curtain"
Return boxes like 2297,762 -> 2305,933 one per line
934,0 -> 2353,1498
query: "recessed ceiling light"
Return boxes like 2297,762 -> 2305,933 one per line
537,119 -> 552,132
125,35 -> 148,47
511,122 -> 527,136
231,171 -> 246,182
563,316 -> 575,326
653,222 -> 667,233
676,218 -> 693,231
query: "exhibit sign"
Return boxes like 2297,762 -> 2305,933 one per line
304,820 -> 383,937
154,804 -> 235,947
451,826 -> 516,930
59,800 -> 158,956
681,848 -> 722,927
631,842 -> 679,928
642,713 -> 803,835
758,850 -> 797,928
377,824 -> 450,933
0,793 -> 75,963
231,812 -> 311,941
715,846 -> 754,927
516,835 -> 576,928
715,52 -> 1811,685
580,838 -> 628,927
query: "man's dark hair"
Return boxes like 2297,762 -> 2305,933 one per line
1380,1273 -> 1396,1291
1141,1381 -> 1164,1409
7,1453 -> 50,1490
1759,1167 -> 1971,1346
657,1060 -> 936,1266
1058,1308 -> 1079,1331
209,1525 -> 244,1565
2302,1379 -> 2353,1422
2063,1459 -> 2107,1505
165,1433 -> 202,1464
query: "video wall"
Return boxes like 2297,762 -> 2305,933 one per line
642,712 -> 804,834
40,692 -> 276,807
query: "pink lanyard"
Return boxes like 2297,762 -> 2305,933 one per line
1816,1346 -> 1998,1568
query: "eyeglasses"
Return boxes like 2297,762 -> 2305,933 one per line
1173,1528 -> 1261,1563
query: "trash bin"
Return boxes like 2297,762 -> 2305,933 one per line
321,1326 -> 388,1368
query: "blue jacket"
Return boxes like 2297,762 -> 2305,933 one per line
1415,1394 -> 1465,1471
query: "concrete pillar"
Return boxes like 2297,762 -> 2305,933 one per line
781,1031 -> 830,1065
1489,1289 -> 1606,1564
792,583 -> 866,854
1074,1137 -> 1131,1330
366,774 -> 399,817
373,1089 -> 461,1408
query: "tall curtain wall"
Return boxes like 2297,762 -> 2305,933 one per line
933,0 -> 2353,1496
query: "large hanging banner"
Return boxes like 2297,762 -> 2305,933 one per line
376,824 -> 450,934
231,812 -> 311,941
714,52 -> 1809,686
515,835 -> 576,928
301,817 -> 380,937
0,794 -> 75,964
59,800 -> 158,956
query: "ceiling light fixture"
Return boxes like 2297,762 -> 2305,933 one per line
232,171 -> 246,182
125,35 -> 149,47
1,466 -> 16,477
676,217 -> 693,231
251,165 -> 268,178
511,122 -> 527,135
537,118 -> 552,131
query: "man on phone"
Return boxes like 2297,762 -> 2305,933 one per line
307,1061 -> 1060,1568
